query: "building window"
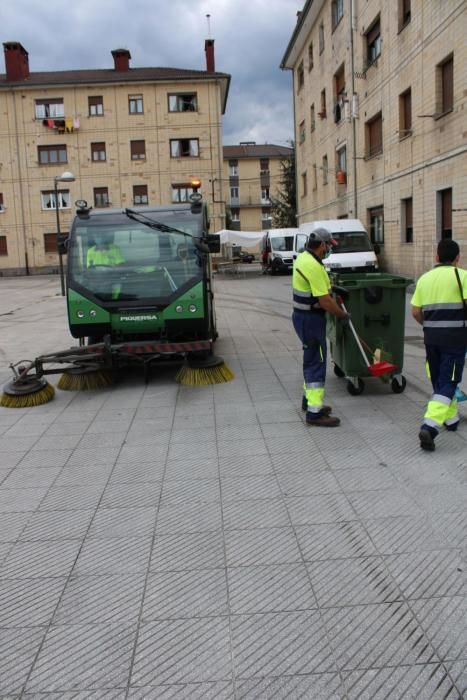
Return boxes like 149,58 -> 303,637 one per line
333,64 -> 345,122
437,188 -> 452,240
308,42 -> 313,71
366,112 -> 383,158
43,233 -> 60,254
319,89 -> 327,119
38,145 -> 67,165
297,61 -> 304,91
319,22 -> 325,54
91,142 -> 106,161
130,140 -> 146,160
0,236 -> 7,255
231,210 -> 240,222
133,185 -> 148,205
312,164 -> 318,191
299,120 -> 306,144
401,197 -> 413,243
399,0 -> 411,31
262,209 -> 272,223
301,171 -> 307,197
260,158 -> 269,174
229,159 -> 238,176
261,187 -> 270,204
129,95 -> 143,114
88,96 -> 104,116
437,55 -> 454,115
368,206 -> 384,244
322,155 -> 328,185
0,193 -> 4,212
172,184 -> 194,203
310,104 -> 316,132
168,93 -> 198,112
41,190 -> 70,210
230,187 -> 239,203
94,187 -> 109,208
332,0 -> 344,30
399,88 -> 412,138
366,17 -> 381,66
35,98 -> 64,119
170,139 -> 199,158
336,145 -> 347,176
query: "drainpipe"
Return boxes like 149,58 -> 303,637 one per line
350,0 -> 358,218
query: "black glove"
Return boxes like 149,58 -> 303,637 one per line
339,312 -> 351,326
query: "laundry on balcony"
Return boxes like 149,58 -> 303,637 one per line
41,117 -> 80,132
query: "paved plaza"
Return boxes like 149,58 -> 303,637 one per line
0,272 -> 466,699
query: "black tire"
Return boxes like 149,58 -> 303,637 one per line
347,378 -> 364,395
391,375 -> 407,393
334,363 -> 345,378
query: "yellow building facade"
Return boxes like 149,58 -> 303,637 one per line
0,42 -> 229,275
281,0 -> 466,276
223,143 -> 294,231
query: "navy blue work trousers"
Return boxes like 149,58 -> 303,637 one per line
425,344 -> 465,399
292,311 -> 327,386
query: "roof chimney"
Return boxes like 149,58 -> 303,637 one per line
3,42 -> 29,81
205,39 -> 215,72
111,48 -> 131,72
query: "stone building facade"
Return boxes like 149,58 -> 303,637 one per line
0,41 -> 230,275
281,0 -> 466,276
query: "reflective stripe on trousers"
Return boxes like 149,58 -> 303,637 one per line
422,344 -> 465,429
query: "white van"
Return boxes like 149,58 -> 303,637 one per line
299,219 -> 379,273
262,228 -> 308,274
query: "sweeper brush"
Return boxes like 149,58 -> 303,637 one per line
176,355 -> 235,386
0,375 -> 55,408
57,367 -> 114,391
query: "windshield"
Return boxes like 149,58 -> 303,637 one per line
68,211 -> 203,302
270,236 -> 294,252
331,231 -> 373,253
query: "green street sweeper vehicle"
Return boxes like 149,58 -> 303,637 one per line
1,186 -> 233,407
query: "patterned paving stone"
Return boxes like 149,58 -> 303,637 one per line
235,673 -> 347,699
20,510 -> 94,542
142,568 -> 228,620
218,454 -> 274,478
411,596 -> 467,661
385,549 -> 466,599
225,527 -> 302,567
110,460 -> 166,483
0,577 -> 66,627
231,610 -> 336,679
131,617 -> 232,685
38,486 -> 104,511
346,489 -> 423,519
363,516 -> 449,554
156,500 -> 222,535
285,493 -> 356,525
323,602 -> 440,671
165,457 -> 219,480
167,441 -> 217,462
295,521 -> 377,561
24,691 -> 126,699
150,531 -> 225,571
223,498 -> 290,531
161,477 -> 220,504
74,537 -> 152,575
127,681 -> 234,699
334,466 -> 400,492
16,450 -> 72,469
270,451 -> 330,473
53,573 -> 146,624
411,484 -> 467,514
1,468 -> 61,489
276,470 -> 342,498
1,540 -> 81,579
89,507 -> 157,539
221,474 -> 282,501
0,488 -> 48,513
0,627 -> 46,695
100,481 -> 162,509
0,512 -> 32,542
228,563 -> 316,614
0,451 -> 28,469
25,623 -> 137,692
342,663 -> 461,699
431,510 -> 467,548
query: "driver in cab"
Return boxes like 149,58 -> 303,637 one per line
86,234 -> 125,268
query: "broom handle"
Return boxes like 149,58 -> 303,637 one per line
340,302 -> 371,368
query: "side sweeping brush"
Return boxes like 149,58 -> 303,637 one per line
57,366 -> 114,391
176,354 -> 234,386
1,375 -> 55,408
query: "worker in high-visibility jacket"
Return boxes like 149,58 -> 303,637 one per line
411,239 -> 467,451
292,228 -> 350,427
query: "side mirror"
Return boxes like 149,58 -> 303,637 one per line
57,234 -> 69,255
373,243 -> 381,255
206,234 -> 221,254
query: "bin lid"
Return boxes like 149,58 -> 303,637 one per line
330,272 -> 413,289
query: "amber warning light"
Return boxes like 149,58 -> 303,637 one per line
190,178 -> 202,191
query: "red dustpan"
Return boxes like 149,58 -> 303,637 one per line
341,302 -> 397,377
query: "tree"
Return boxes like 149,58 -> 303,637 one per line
270,143 -> 296,228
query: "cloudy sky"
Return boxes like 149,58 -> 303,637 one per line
1,0 -> 300,146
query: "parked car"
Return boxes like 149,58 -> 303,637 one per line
239,251 -> 255,263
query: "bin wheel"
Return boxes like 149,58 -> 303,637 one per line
333,363 -> 345,378
391,375 -> 407,394
347,378 -> 364,396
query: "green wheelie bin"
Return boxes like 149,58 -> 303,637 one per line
327,272 -> 413,395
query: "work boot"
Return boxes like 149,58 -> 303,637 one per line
418,427 -> 437,451
306,413 -> 340,427
301,396 -> 332,415
444,421 -> 459,432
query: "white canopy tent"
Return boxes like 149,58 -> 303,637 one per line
216,229 -> 264,249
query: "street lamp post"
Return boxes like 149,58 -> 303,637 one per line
54,171 -> 75,296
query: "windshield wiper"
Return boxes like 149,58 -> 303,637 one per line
124,209 -> 190,237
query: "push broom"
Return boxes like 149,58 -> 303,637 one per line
341,302 -> 397,378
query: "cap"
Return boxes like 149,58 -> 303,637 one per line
308,227 -> 337,246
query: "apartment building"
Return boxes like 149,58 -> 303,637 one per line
0,41 -> 230,275
281,0 -> 467,276
223,142 -> 293,230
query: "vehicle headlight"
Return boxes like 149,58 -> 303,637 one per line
175,305 -> 183,313
365,260 -> 374,266
90,310 -> 97,317
77,310 -> 84,318
189,304 -> 197,313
